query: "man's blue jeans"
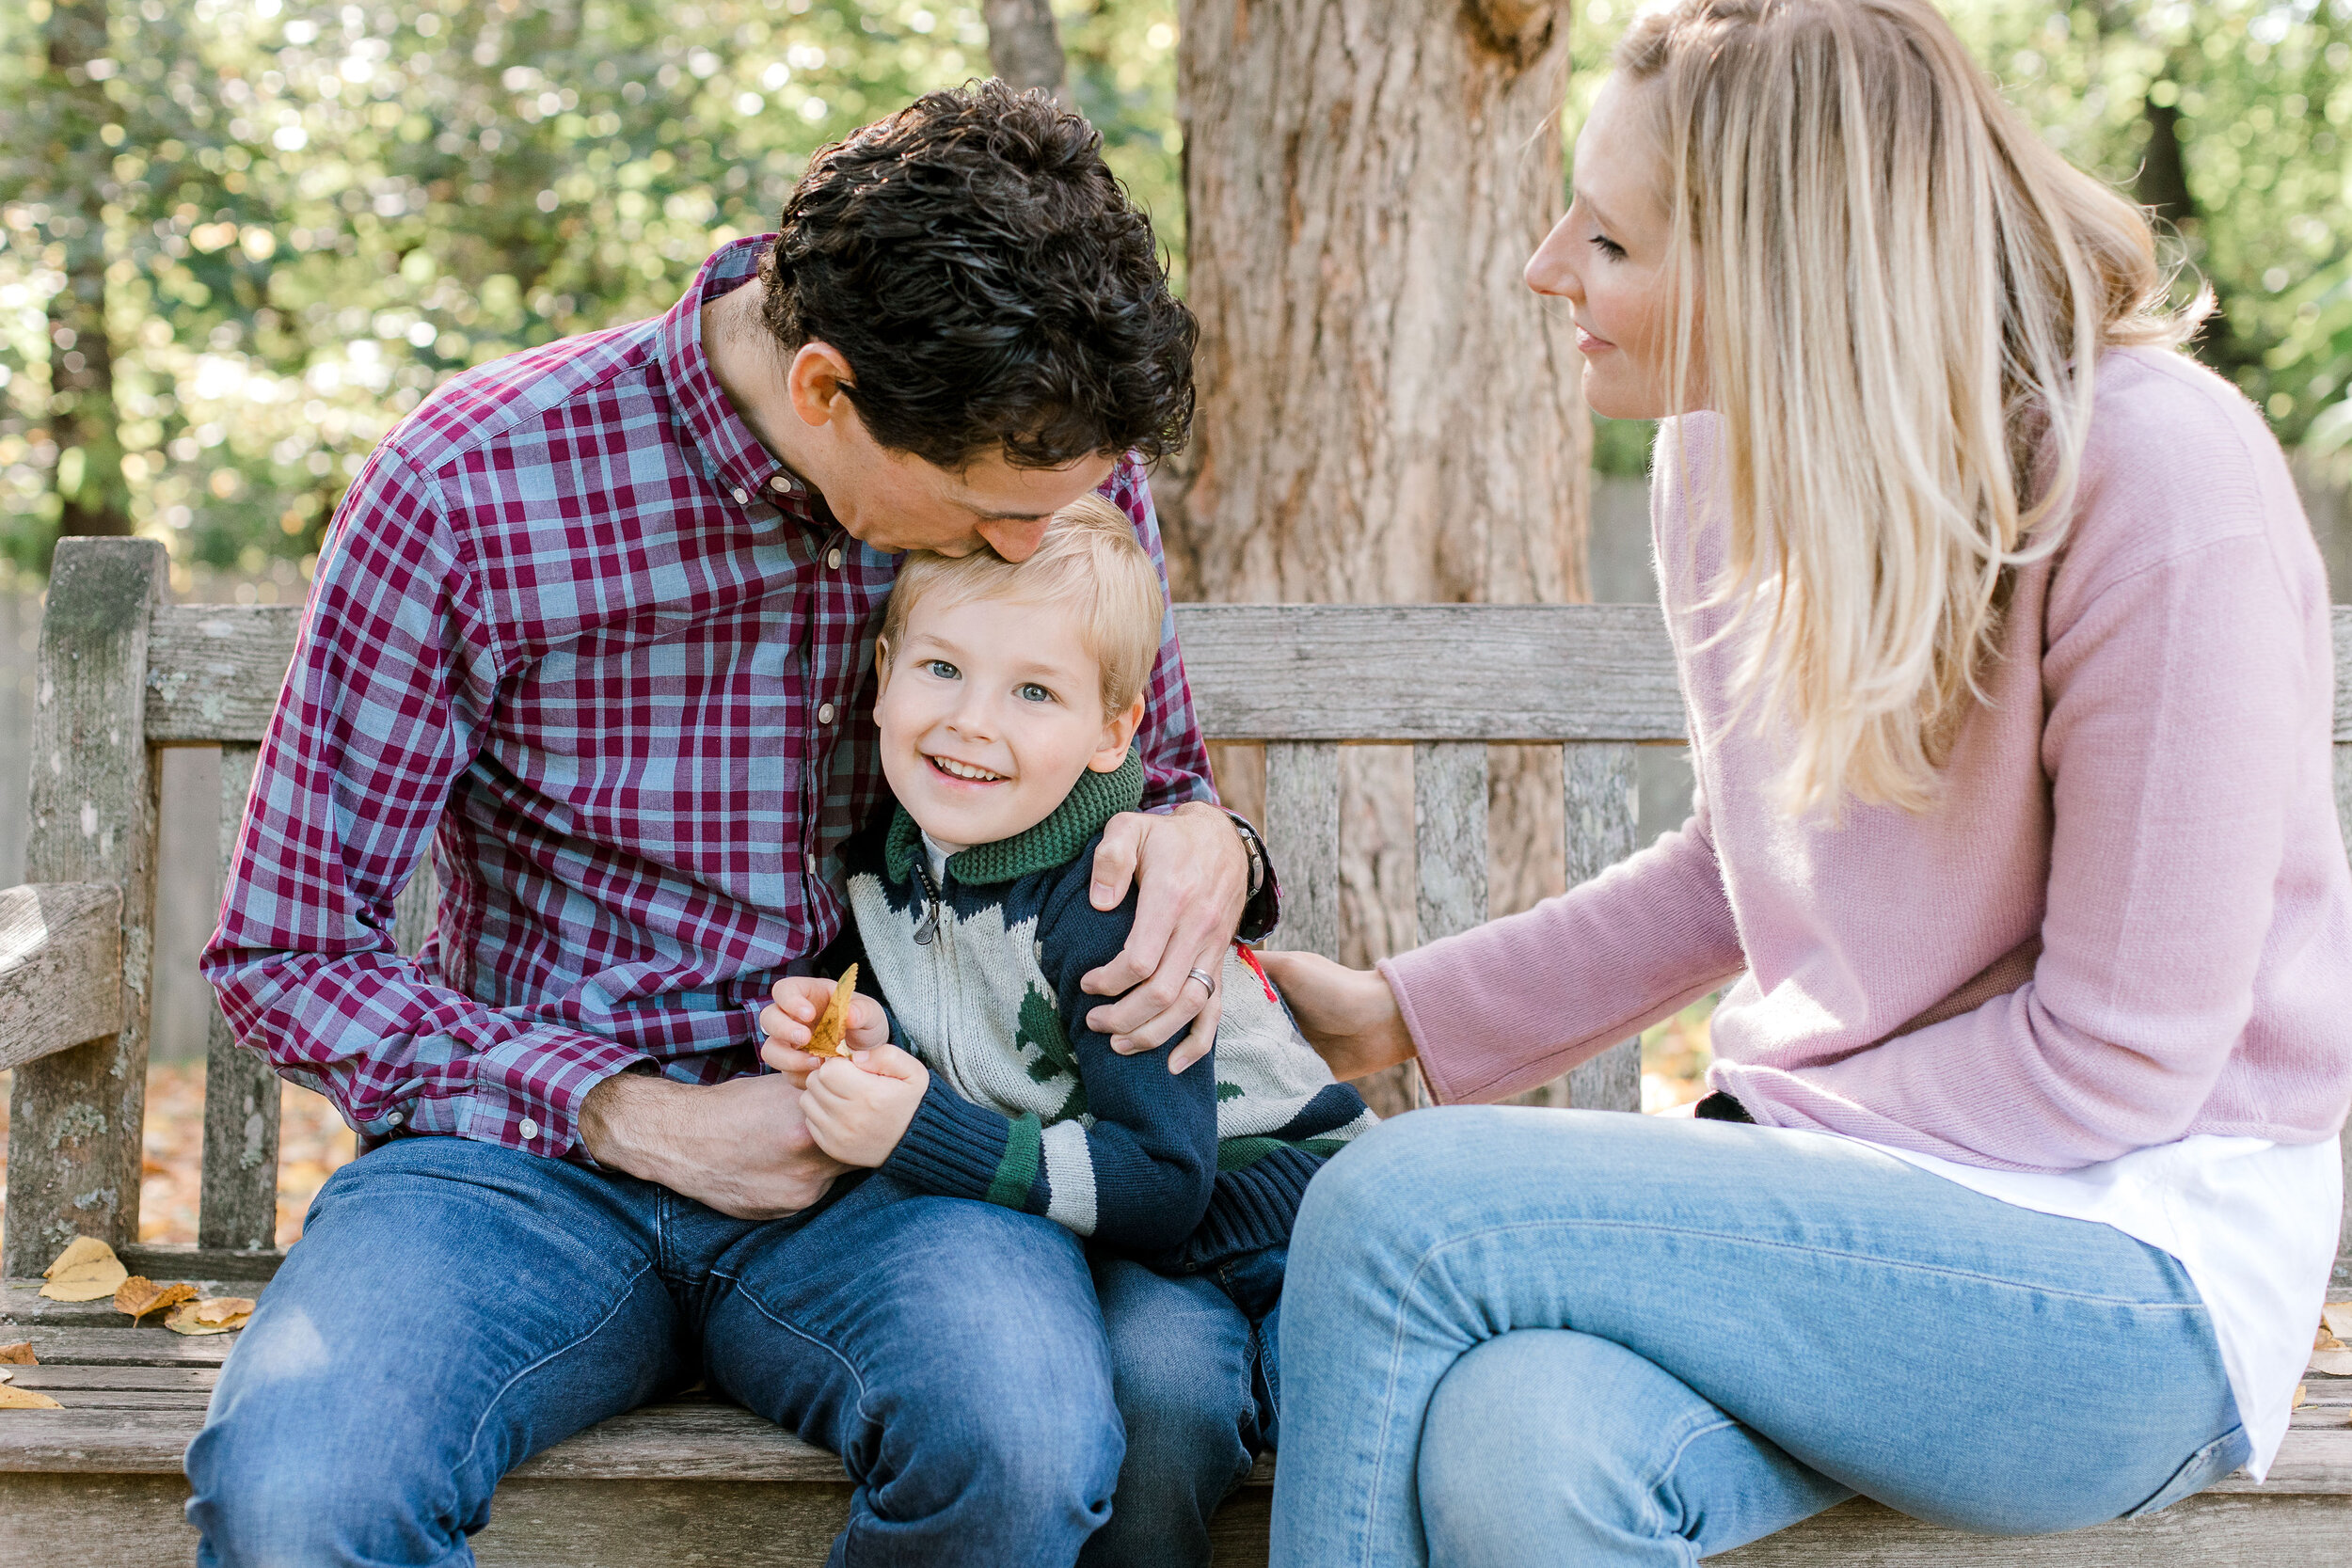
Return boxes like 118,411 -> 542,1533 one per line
184,1136 -> 1266,1567
1269,1108 -> 2249,1567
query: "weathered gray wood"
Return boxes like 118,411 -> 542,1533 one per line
394,862 -> 439,958
0,1324 -> 234,1366
0,881 -> 121,1070
130,601 -> 2352,745
1563,741 -> 1644,1112
1263,742 -> 1341,960
4,1365 -> 219,1392
200,743 -> 280,1252
1713,1492 -> 2352,1565
1413,743 -> 1488,943
121,1241 -> 283,1282
1,1273 -> 263,1328
144,602 -> 1695,746
141,603 -> 297,743
5,539 -> 167,1279
1411,742 -> 1493,1109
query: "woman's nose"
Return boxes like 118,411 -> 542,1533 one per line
1524,214 -> 1581,301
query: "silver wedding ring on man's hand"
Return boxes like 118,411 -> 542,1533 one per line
1185,966 -> 1218,996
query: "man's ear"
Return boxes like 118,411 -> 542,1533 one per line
787,341 -> 857,430
1088,693 -> 1146,773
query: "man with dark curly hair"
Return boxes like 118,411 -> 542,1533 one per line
191,82 -> 1276,1568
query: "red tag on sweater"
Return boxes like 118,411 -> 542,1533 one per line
1234,944 -> 1280,1004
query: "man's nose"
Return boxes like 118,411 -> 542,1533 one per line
977,515 -> 1051,562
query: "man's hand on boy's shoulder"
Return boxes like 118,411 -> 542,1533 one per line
1081,800 -> 1250,1073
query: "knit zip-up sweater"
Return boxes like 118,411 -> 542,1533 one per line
843,752 -> 1375,1270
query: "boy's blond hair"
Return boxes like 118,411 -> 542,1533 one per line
879,492 -> 1166,719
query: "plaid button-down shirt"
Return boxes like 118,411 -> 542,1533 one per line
203,237 -> 1216,1159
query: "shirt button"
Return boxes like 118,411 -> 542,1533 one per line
826,547 -> 843,570
817,703 -> 836,724
730,487 -> 750,505
386,1110 -> 403,1126
518,1117 -> 539,1141
770,474 -> 794,493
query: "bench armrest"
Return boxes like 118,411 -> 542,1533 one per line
0,883 -> 124,1072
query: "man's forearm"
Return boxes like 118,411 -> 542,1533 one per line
580,1071 -> 849,1220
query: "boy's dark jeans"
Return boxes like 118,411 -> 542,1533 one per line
187,1136 -> 1269,1568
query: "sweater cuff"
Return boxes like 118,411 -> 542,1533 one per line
882,1077 -> 1017,1203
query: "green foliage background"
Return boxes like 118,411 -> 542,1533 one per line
1,0 -> 2346,568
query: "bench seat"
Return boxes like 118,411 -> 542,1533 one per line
7,1276 -> 2350,1566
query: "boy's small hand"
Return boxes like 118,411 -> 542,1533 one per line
760,976 -> 889,1085
801,1042 -> 930,1167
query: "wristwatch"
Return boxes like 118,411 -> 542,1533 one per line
1225,809 -> 1281,944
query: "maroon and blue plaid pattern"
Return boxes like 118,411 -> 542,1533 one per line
203,237 -> 1215,1159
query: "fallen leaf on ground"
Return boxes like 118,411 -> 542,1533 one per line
804,963 -> 860,1059
0,1386 -> 61,1409
2310,1346 -> 2352,1377
114,1276 -> 198,1325
2317,1320 -> 2342,1353
165,1297 -> 256,1337
2326,1303 -> 2352,1340
2294,1383 -> 2309,1410
38,1236 -> 129,1302
0,1342 -> 33,1365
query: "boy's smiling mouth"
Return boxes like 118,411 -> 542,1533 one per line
926,752 -> 1009,784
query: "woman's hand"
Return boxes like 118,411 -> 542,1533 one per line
1256,950 -> 1419,1083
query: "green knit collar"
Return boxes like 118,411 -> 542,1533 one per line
884,747 -> 1145,888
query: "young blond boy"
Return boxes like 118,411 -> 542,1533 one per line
760,494 -> 1374,1567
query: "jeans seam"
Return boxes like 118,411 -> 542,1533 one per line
1345,1216 -> 2199,1567
453,1255 -> 660,1487
1646,1415 -> 1741,1560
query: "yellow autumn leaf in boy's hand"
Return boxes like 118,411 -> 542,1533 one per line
801,1042 -> 930,1169
760,972 -> 888,1085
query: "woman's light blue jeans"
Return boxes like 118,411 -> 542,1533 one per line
1270,1107 -> 2248,1566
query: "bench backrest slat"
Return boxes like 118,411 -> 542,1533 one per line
198,742 -> 279,1254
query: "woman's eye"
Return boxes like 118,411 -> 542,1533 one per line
1016,682 -> 1055,704
1592,233 -> 1627,261
925,659 -> 960,680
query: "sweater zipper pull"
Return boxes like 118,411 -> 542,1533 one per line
914,863 -> 941,945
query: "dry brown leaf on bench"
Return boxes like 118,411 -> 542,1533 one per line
114,1277 -> 198,1326
2325,1302 -> 2352,1340
0,1342 -> 34,1365
37,1236 -> 129,1302
2316,1319 -> 2342,1353
166,1297 -> 256,1337
804,963 -> 860,1059
0,1386 -> 62,1409
2309,1345 -> 2352,1377
2294,1383 -> 2309,1410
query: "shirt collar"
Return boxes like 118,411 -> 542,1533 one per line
656,234 -> 826,531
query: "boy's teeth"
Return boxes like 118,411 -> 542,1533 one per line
932,755 -> 1004,782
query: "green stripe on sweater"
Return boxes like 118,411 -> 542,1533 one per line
988,1114 -> 1045,1208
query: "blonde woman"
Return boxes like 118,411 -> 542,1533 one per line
1256,1 -> 2352,1560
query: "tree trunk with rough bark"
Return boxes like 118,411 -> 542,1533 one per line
984,0 -> 1069,101
43,0 -> 131,539
1165,0 -> 1590,1116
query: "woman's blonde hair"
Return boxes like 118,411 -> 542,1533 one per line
879,492 -> 1166,719
1619,0 -> 2197,816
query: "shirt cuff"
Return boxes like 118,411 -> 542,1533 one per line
882,1076 -> 1013,1202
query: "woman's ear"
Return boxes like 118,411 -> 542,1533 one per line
1088,693 -> 1146,772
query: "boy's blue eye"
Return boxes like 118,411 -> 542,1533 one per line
1016,682 -> 1055,704
925,659 -> 960,680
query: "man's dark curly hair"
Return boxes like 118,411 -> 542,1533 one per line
756,81 -> 1196,471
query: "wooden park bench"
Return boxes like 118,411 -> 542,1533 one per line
4,534 -> 2350,1563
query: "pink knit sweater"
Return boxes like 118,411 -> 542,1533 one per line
1382,347 -> 2352,1172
